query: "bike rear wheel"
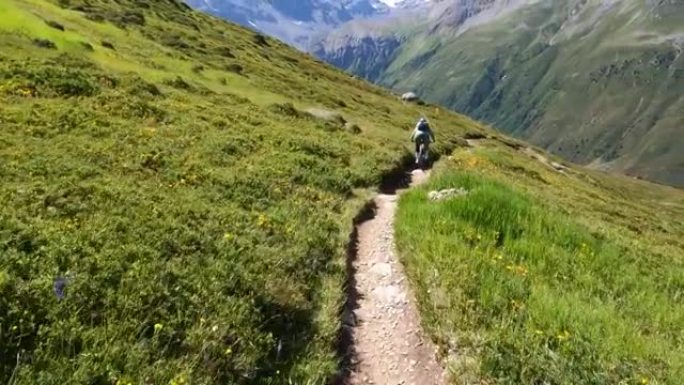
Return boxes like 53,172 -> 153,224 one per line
417,143 -> 428,167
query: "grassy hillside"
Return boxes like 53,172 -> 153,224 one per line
319,0 -> 684,186
0,0 -> 479,383
396,139 -> 684,384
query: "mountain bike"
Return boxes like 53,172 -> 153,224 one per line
416,142 -> 430,168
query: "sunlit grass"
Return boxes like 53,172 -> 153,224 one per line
0,0 -> 477,383
3,0 -> 681,383
396,146 -> 684,384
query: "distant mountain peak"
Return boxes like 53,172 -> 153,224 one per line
186,0 -> 434,50
379,0 -> 431,8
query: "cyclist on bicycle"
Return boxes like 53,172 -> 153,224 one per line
410,117 -> 435,164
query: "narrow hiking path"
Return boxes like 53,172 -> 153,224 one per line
341,168 -> 444,385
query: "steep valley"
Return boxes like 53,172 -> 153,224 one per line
315,0 -> 684,186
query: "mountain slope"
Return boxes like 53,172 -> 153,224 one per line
316,0 -> 684,186
0,0 -> 682,384
0,0 -> 475,383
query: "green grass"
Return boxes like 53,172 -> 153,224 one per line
0,0 -> 480,383
2,0 -> 681,384
396,143 -> 684,384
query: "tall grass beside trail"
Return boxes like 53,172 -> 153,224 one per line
396,148 -> 684,385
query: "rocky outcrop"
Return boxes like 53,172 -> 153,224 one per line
401,92 -> 419,102
314,0 -> 527,81
186,0 -> 394,50
314,33 -> 403,81
428,187 -> 469,201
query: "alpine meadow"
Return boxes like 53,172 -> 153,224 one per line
396,140 -> 684,384
0,0 -> 682,385
0,0 -> 472,382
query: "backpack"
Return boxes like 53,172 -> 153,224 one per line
418,121 -> 429,132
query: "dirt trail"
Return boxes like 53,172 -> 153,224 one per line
340,168 -> 444,385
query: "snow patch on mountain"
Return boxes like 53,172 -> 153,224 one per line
187,0 -> 434,50
379,0 -> 402,6
379,0 -> 429,7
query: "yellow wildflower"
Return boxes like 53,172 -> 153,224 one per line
257,213 -> 269,227
154,323 -> 163,333
510,299 -> 525,310
556,330 -> 570,341
142,127 -> 157,137
514,265 -> 529,277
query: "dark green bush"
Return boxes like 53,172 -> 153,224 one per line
215,46 -> 235,58
253,33 -> 268,46
164,76 -> 194,91
0,62 -> 100,97
45,20 -> 65,31
225,63 -> 243,74
33,38 -> 56,49
124,77 -> 163,97
346,123 -> 362,134
268,102 -> 307,118
161,35 -> 189,49
118,10 -> 145,26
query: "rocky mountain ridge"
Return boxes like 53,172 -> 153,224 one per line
186,0 -> 432,49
